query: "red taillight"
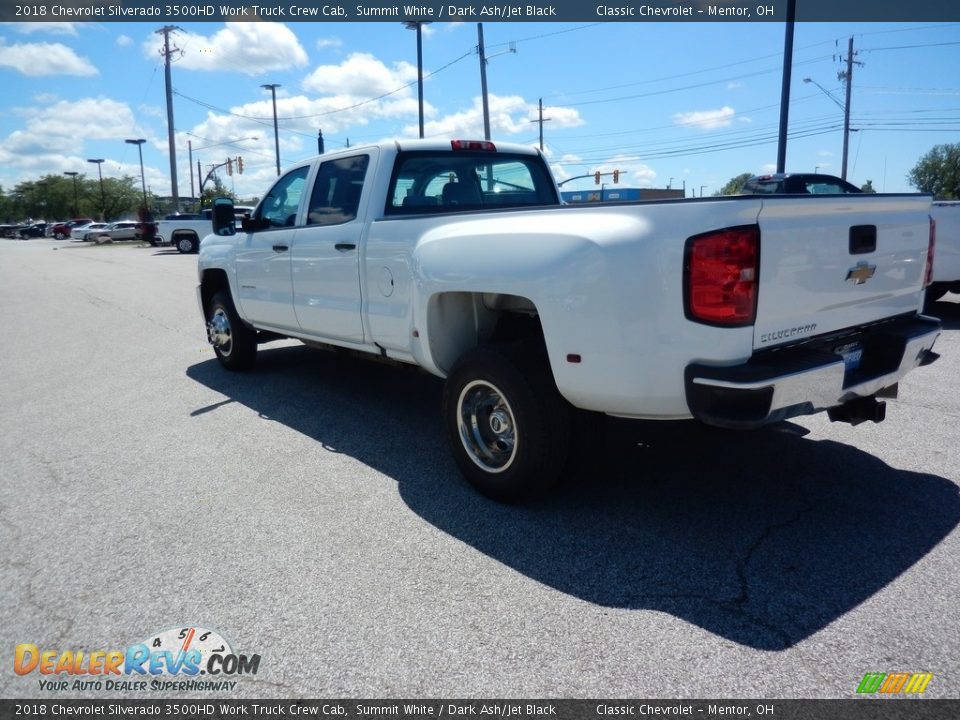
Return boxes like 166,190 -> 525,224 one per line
451,139 -> 496,152
685,225 -> 759,326
925,215 -> 936,288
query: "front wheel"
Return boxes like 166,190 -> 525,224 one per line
206,291 -> 257,371
176,234 -> 198,254
443,343 -> 571,503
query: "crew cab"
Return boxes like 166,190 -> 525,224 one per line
197,139 -> 941,501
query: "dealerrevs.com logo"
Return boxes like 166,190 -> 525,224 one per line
856,672 -> 933,695
14,626 -> 261,692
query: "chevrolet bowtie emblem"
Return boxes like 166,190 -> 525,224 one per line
846,261 -> 877,285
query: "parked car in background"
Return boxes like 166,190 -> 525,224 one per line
72,222 -> 107,240
18,223 -> 48,238
50,218 -> 94,239
739,173 -> 863,195
85,221 -> 138,242
926,201 -> 960,308
158,207 -> 254,253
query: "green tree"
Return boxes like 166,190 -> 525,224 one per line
199,174 -> 237,209
908,143 -> 960,199
714,172 -> 753,196
98,175 -> 146,221
860,180 -> 876,193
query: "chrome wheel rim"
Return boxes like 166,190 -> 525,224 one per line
206,308 -> 232,357
456,380 -> 518,473
178,237 -> 193,252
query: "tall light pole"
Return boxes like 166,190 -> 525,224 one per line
87,158 -> 106,220
803,75 -> 852,180
403,22 -> 431,138
125,138 -> 148,210
261,83 -> 281,176
63,171 -> 79,217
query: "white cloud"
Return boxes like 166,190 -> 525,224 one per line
673,106 -> 736,131
316,37 -> 343,49
0,39 -> 97,76
416,95 -> 583,140
4,22 -> 79,35
727,81 -> 745,90
303,52 -> 417,96
116,35 -> 133,47
143,22 -> 308,76
3,97 -> 143,156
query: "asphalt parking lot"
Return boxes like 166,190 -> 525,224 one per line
1,237 -> 958,700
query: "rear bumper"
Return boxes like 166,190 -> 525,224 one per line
685,315 -> 941,429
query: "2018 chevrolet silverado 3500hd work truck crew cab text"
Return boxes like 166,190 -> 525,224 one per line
197,139 -> 941,501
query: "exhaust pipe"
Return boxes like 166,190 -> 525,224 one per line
827,396 -> 886,426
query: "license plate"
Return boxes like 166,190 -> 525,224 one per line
835,342 -> 863,372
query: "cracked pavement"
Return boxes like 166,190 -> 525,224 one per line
1,237 -> 959,699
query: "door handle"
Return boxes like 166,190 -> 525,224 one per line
272,244 -> 289,252
335,243 -> 357,251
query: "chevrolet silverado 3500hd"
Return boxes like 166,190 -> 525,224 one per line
197,139 -> 940,501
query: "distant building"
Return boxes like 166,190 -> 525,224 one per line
561,188 -> 685,203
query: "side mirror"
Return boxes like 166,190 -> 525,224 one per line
211,197 -> 236,236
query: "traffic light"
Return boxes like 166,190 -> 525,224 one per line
594,171 -> 601,185
237,156 -> 244,174
613,169 -> 620,184
226,159 -> 233,176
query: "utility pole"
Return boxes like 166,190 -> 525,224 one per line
262,83 -> 281,176
775,0 -> 796,174
157,25 -> 182,210
839,36 -> 859,181
188,140 -> 194,200
477,24 -> 490,141
530,98 -> 552,151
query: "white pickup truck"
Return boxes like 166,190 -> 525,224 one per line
927,201 -> 960,306
197,139 -> 941,501
158,206 -> 254,254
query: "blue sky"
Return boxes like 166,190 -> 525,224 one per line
0,20 -> 957,202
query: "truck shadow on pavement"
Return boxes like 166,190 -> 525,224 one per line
187,345 -> 959,652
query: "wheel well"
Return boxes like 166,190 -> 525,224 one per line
426,292 -> 544,374
172,229 -> 199,239
200,269 -> 230,314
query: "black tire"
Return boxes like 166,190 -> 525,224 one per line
176,234 -> 198,254
206,291 -> 257,371
443,342 -> 572,503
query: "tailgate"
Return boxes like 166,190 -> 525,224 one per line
753,195 -> 931,351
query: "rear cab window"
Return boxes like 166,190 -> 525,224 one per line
385,151 -> 558,215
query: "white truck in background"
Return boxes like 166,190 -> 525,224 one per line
927,201 -> 960,306
196,139 -> 941,502
157,206 -> 254,254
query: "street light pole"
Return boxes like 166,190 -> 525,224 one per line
803,75 -> 852,180
63,171 -> 79,217
403,22 -> 431,138
87,159 -> 106,220
262,83 -> 282,176
125,138 -> 148,210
